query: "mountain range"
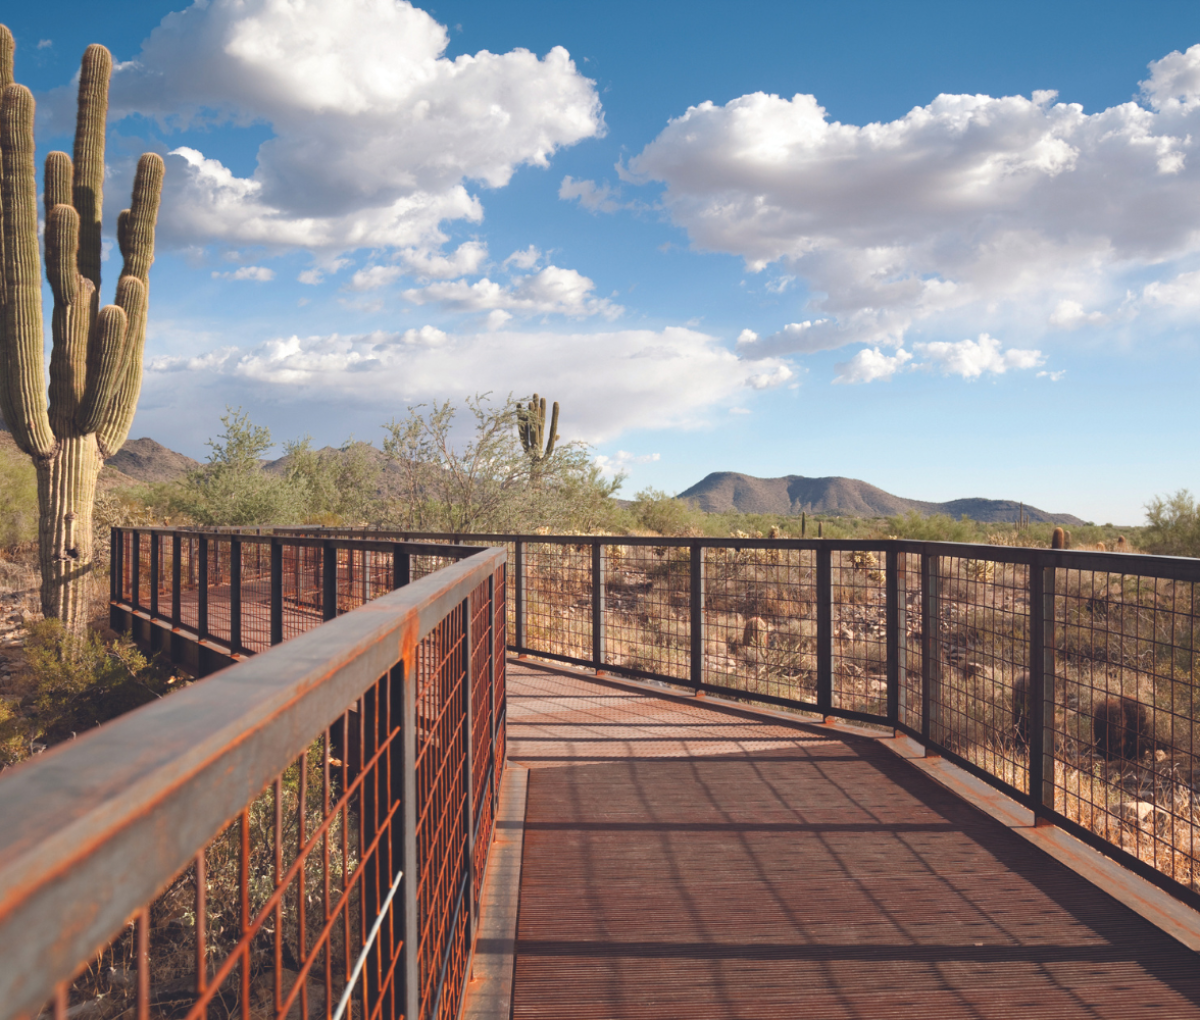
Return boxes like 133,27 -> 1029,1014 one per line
677,472 -> 1085,525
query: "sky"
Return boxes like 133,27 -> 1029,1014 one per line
7,0 -> 1200,524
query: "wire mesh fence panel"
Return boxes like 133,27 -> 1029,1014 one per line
120,535 -> 133,604
154,535 -> 172,614
412,554 -> 458,584
469,580 -> 494,905
206,539 -> 233,645
239,540 -> 272,653
899,552 -> 924,732
42,678 -> 402,1020
831,549 -> 889,717
703,545 -> 818,706
336,547 -> 391,615
521,542 -> 592,662
930,555 -> 1031,793
1052,566 -> 1200,895
280,545 -> 324,643
415,605 -> 470,1020
178,536 -> 199,632
601,542 -> 691,682
494,565 -> 507,781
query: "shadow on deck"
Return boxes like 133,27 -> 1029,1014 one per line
474,660 -> 1200,1020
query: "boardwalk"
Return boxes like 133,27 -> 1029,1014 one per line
500,660 -> 1200,1020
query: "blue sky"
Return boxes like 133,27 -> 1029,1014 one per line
9,1 -> 1200,524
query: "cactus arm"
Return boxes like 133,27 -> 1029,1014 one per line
45,204 -> 93,428
0,84 -> 54,458
44,151 -> 71,213
0,24 -> 11,87
545,400 -> 559,459
72,44 -> 109,293
77,302 -> 129,434
95,152 -> 162,454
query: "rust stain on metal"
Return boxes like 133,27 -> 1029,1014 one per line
506,661 -> 1200,1019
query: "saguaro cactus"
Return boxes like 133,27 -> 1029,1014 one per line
0,27 -> 164,632
517,393 -> 559,479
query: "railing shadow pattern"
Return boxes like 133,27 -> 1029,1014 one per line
0,530 -> 506,1020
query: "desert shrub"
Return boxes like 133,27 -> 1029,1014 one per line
1,619 -> 176,751
0,441 -> 37,550
171,408 -> 307,527
630,488 -> 700,536
1141,489 -> 1200,558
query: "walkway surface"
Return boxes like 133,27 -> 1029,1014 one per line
502,660 -> 1200,1019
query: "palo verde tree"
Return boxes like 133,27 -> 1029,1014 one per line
0,27 -> 164,631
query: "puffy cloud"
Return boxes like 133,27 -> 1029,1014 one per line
212,265 -> 274,281
1048,299 -> 1106,329
402,265 -> 623,320
144,326 -> 795,441
629,52 -> 1200,354
833,334 -> 1043,383
594,451 -> 661,476
504,245 -> 543,270
1141,268 -> 1200,309
833,347 -> 913,384
559,175 -> 620,213
91,0 -> 602,257
915,334 -> 1043,378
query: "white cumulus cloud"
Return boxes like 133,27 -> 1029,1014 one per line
559,175 -> 620,213
1048,299 -> 1106,329
833,347 -> 913,384
402,265 -> 623,320
212,265 -> 274,281
594,450 -> 661,476
143,326 -> 794,441
914,334 -> 1043,377
83,0 -> 603,261
628,47 -> 1200,354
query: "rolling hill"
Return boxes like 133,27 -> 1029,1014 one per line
677,472 -> 1086,525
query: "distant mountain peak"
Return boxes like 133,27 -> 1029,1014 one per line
677,471 -> 1084,525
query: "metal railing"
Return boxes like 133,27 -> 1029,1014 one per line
0,536 -> 506,1020
288,528 -> 1200,912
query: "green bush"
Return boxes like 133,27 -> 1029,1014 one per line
0,441 -> 37,549
0,619 -> 176,757
1142,489 -> 1200,558
629,488 -> 701,536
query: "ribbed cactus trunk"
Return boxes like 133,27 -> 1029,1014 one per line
518,393 -> 559,484
0,27 -> 163,634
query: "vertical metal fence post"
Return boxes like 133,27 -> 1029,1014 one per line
921,552 -> 940,749
131,531 -> 141,612
322,541 -> 337,621
229,538 -> 242,653
1028,556 -> 1056,817
690,543 -> 705,694
392,544 -> 410,590
816,546 -> 832,715
149,532 -> 160,620
462,596 -> 476,941
514,539 -> 526,655
171,534 -> 181,626
198,536 -> 209,642
591,541 -> 606,675
885,549 -> 900,726
270,540 -> 283,646
488,571 -> 497,805
398,650 -> 420,1020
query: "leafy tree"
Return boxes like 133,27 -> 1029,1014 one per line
629,488 -> 698,536
284,436 -> 381,525
381,394 -> 625,534
1142,489 -> 1200,558
171,407 -> 306,527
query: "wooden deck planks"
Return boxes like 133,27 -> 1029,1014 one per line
505,661 -> 1200,1019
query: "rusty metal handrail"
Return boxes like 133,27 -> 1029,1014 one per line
0,543 -> 506,1020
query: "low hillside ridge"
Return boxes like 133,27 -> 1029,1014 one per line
678,471 -> 1085,525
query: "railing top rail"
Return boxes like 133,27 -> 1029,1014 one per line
111,527 -> 487,559
244,528 -> 1200,582
0,544 -> 505,1019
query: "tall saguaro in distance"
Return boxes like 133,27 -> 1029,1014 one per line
0,26 -> 164,632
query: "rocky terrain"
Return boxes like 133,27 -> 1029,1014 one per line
678,471 -> 1086,525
